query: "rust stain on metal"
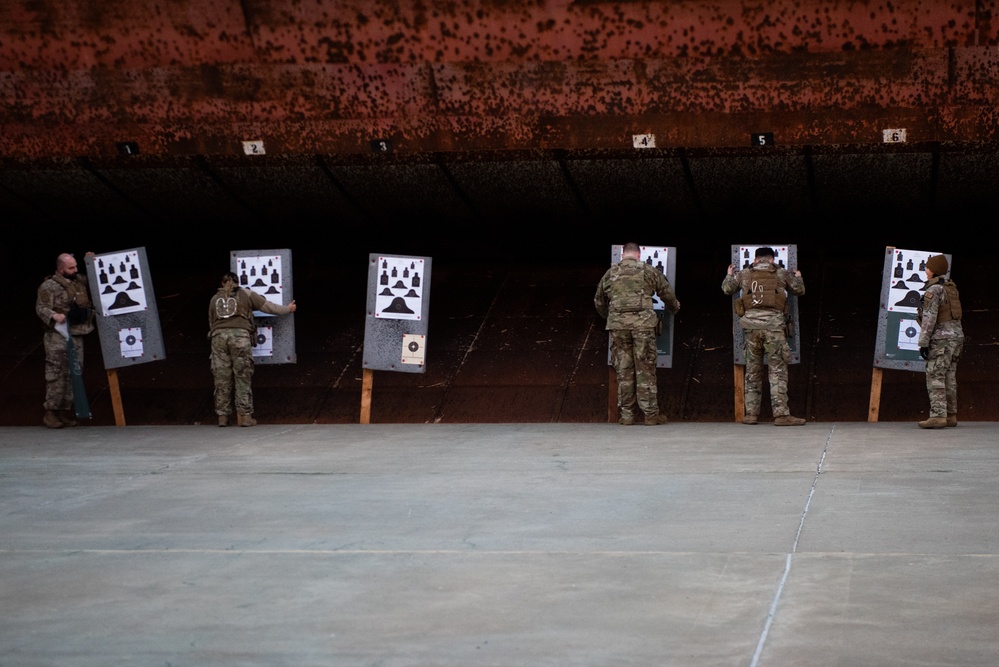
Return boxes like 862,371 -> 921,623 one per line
1,1 -> 999,158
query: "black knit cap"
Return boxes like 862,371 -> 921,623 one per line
926,255 -> 948,275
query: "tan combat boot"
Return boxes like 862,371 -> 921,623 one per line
644,414 -> 668,426
237,413 -> 257,427
946,413 -> 958,427
57,410 -> 78,427
774,415 -> 806,426
917,417 -> 947,429
218,415 -> 229,427
743,415 -> 758,425
42,410 -> 63,429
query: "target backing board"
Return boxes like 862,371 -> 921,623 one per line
604,245 -> 678,369
363,253 -> 431,374
85,246 -> 166,369
727,244 -> 802,366
873,246 -> 950,371
231,249 -> 296,365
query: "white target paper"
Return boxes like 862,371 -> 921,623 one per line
636,246 -> 671,310
118,327 -> 143,358
401,334 -> 426,365
236,255 -> 285,315
251,326 -> 274,358
885,247 -> 943,344
93,250 -> 148,317
374,256 -> 424,321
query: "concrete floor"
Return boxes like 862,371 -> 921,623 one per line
1,421 -> 997,666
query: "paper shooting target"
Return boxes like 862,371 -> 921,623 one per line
118,327 -> 143,358
251,326 -> 274,357
401,334 -> 426,365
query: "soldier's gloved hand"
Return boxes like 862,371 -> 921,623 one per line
919,347 -> 929,360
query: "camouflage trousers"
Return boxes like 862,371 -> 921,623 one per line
610,328 -> 659,419
211,328 -> 255,416
744,328 -> 792,418
43,330 -> 84,411
925,338 -> 963,418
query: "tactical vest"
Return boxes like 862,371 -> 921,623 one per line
740,268 -> 787,312
50,273 -> 95,332
214,288 -> 240,320
922,279 -> 962,323
940,280 -> 962,321
607,261 -> 652,314
212,287 -> 256,333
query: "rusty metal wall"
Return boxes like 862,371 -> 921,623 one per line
3,1 -> 999,158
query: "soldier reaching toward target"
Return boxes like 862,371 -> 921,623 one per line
209,271 -> 296,427
594,242 -> 681,426
722,246 -> 806,426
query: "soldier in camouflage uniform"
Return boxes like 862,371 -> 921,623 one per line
594,242 -> 681,426
721,247 -> 806,426
916,254 -> 964,429
209,272 -> 297,427
35,252 -> 96,429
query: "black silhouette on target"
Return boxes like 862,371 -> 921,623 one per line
109,292 -> 140,310
383,297 -> 414,314
893,290 -> 922,308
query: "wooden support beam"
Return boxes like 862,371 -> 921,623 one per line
733,364 -> 745,423
360,368 -> 373,424
107,369 -> 126,427
868,367 -> 883,423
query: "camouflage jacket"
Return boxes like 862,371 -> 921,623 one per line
594,257 -> 679,330
918,277 -> 964,345
36,272 -> 95,336
721,260 -> 804,331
